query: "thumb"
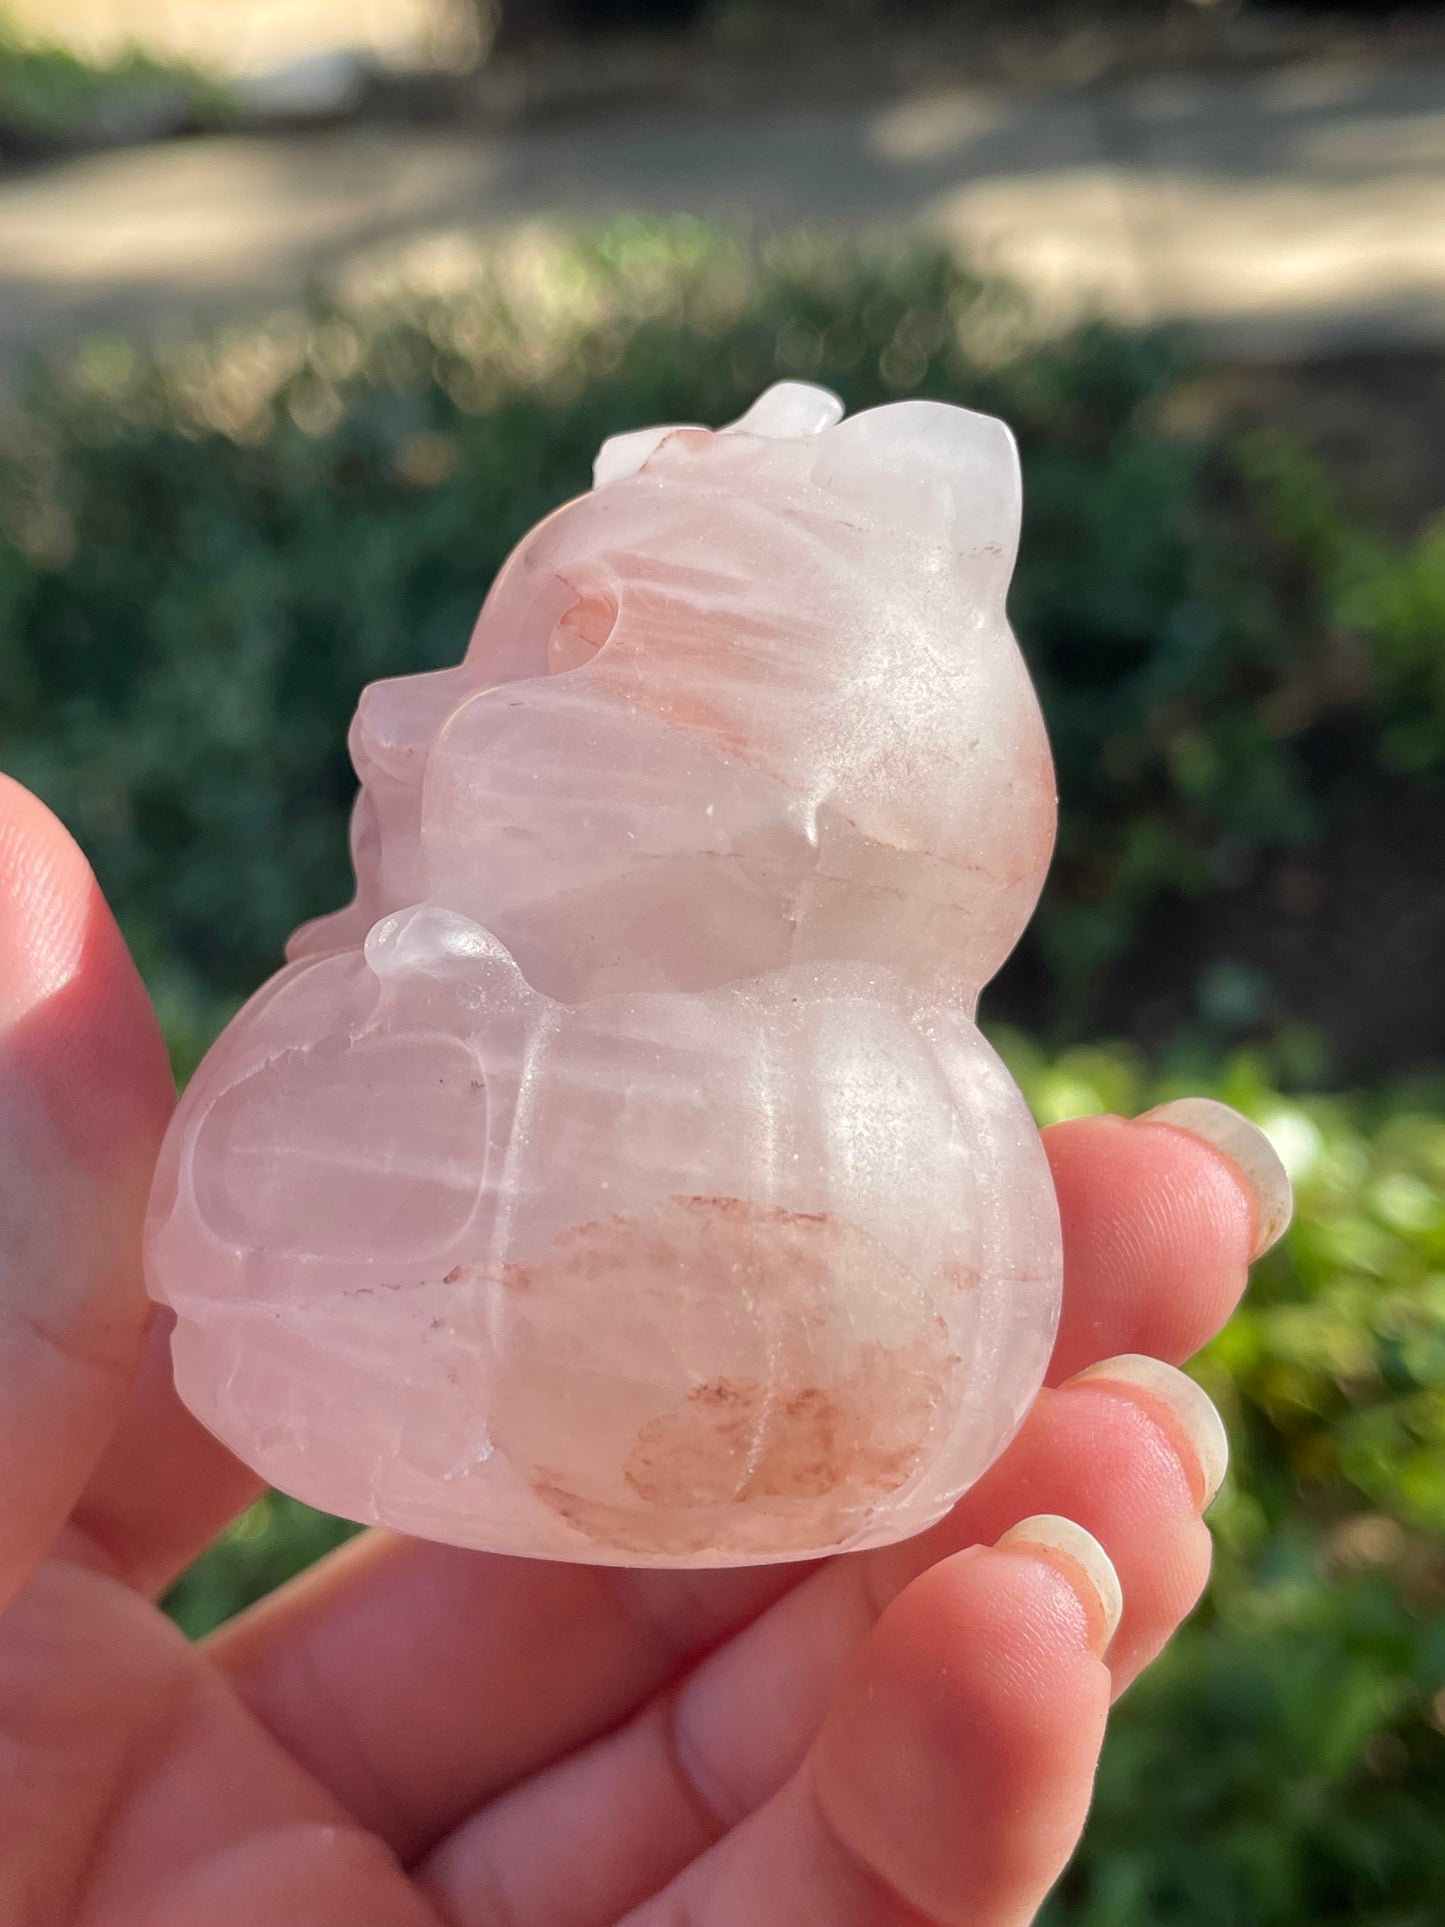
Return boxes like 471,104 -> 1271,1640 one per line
0,774 -> 174,1607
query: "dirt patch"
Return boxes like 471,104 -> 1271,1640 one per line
1179,348 -> 1445,543
1172,354 -> 1444,1079
996,349 -> 1445,1079
455,5 -> 1445,136
1080,755 -> 1445,1078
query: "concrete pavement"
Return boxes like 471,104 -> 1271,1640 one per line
2,54 -> 1443,368
0,0 -> 465,77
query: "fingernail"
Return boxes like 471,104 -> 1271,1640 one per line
995,1514 -> 1122,1654
1064,1353 -> 1229,1508
1138,1097 -> 1293,1258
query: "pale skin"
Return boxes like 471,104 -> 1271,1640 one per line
0,769 -> 1266,1927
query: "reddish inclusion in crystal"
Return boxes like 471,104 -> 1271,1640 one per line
548,588 -> 618,674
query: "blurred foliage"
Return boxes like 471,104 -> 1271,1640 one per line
1243,432 -> 1445,779
2,221 -> 1439,1065
0,6 -> 230,148
165,1491 -> 360,1640
166,1041 -> 1445,1923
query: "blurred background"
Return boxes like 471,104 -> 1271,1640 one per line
2,1 -> 1444,1920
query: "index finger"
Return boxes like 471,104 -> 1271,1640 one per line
0,774 -> 175,1605
1044,1104 -> 1289,1383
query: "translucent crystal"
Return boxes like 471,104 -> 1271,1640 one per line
145,383 -> 1063,1566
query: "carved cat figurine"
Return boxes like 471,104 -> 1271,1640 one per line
146,383 -> 1063,1566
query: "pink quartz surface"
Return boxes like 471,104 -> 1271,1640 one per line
145,382 -> 1063,1566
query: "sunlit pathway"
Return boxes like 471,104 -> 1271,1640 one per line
2,55 -> 1444,369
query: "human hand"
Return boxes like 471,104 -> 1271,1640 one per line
0,772 -> 1287,1927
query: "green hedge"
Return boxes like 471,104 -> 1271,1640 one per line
0,5 -> 229,147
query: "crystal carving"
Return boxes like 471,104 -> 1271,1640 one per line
145,383 -> 1063,1566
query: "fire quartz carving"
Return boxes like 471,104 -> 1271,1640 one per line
145,382 -> 1064,1566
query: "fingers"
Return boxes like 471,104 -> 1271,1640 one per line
0,776 -> 174,1605
1042,1107 -> 1286,1382
0,1555 -> 438,1927
122,1828 -> 445,1927
417,1355 -> 1219,1925
212,1534 -> 805,1859
69,1308 -> 263,1597
615,1529 -> 1116,1927
880,1357 -> 1221,1695
0,775 -> 258,1599
809,1526 -> 1116,1927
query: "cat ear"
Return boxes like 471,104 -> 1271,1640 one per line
724,381 -> 844,439
592,382 -> 844,488
592,424 -> 703,489
814,400 -> 1022,578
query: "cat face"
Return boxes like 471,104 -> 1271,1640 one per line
291,384 -> 1054,1003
